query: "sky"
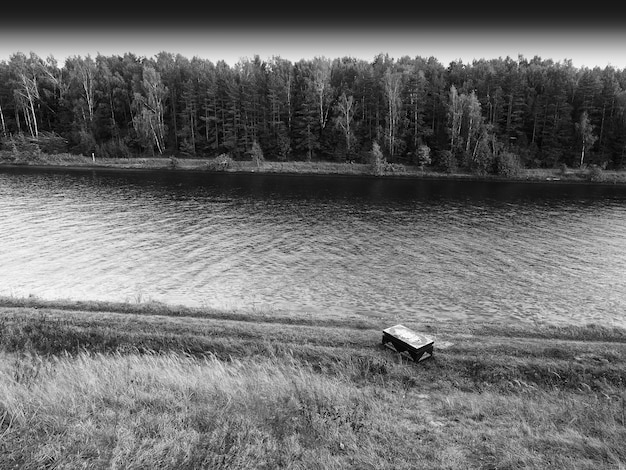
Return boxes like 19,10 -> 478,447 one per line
1,5 -> 625,69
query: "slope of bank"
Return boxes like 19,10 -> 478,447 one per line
2,151 -> 626,184
1,296 -> 625,469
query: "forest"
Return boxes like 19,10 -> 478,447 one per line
1,50 -> 626,174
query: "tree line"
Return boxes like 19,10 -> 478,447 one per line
1,51 -> 626,173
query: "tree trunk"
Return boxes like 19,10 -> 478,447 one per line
15,108 -> 21,134
82,74 -> 94,123
506,93 -> 513,134
466,115 -> 473,154
150,118 -> 163,155
170,88 -> 178,149
214,99 -> 219,148
599,103 -> 606,149
580,141 -> 585,167
414,99 -> 419,149
0,101 -> 6,137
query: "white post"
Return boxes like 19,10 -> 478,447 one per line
92,152 -> 95,163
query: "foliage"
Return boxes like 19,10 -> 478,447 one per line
206,153 -> 234,171
94,139 -> 131,159
415,144 -> 432,168
436,150 -> 458,174
250,140 -> 265,167
1,51 -> 626,171
169,156 -> 180,169
131,66 -> 168,155
575,110 -> 598,167
1,133 -> 40,160
35,131 -> 68,154
178,138 -> 196,157
494,151 -> 523,177
385,162 -> 407,174
369,141 -> 385,175
588,164 -> 606,182
369,141 -> 407,176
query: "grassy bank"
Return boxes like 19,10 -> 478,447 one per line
3,150 -> 626,184
1,296 -> 625,469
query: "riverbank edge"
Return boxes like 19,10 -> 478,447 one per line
1,295 -> 625,468
2,294 -> 626,339
2,155 -> 625,185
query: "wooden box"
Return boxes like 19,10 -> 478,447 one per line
382,324 -> 434,362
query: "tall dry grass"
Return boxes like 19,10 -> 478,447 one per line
438,391 -> 626,468
2,350 -> 625,469
1,298 -> 626,468
0,351 -> 387,469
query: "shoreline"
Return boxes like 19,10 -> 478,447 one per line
1,295 -> 625,468
2,155 -> 626,185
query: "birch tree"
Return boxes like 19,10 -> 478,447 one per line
310,57 -> 332,133
0,101 -> 6,137
383,69 -> 403,157
448,85 -> 463,155
10,52 -> 41,139
464,91 -> 483,158
267,56 -> 293,158
334,92 -> 356,156
95,56 -> 125,146
69,55 -> 97,124
576,110 -> 597,167
132,65 -> 168,155
66,55 -> 98,152
406,67 -> 428,150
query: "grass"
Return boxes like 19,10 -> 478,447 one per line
1,296 -> 626,469
251,161 -> 372,176
4,351 -> 623,469
4,150 -> 626,184
524,167 -> 626,184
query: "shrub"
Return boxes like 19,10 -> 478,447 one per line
73,129 -> 96,156
587,164 -> 605,182
250,141 -> 264,167
470,139 -> 496,176
169,156 -> 181,169
36,131 -> 68,154
436,150 -> 458,174
385,162 -> 407,174
206,153 -> 234,171
1,133 -> 40,161
179,138 -> 196,157
276,132 -> 291,162
367,142 -> 408,175
494,151 -> 523,177
1,132 -> 70,163
369,141 -> 385,176
95,139 -> 131,159
415,144 -> 432,169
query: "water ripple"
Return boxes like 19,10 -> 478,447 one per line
2,169 -> 626,327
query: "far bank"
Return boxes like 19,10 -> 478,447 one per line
2,151 -> 626,185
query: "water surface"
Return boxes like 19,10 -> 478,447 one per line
1,167 -> 625,327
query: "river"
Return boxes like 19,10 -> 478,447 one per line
1,166 -> 626,327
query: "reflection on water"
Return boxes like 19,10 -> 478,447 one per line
1,167 -> 626,327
